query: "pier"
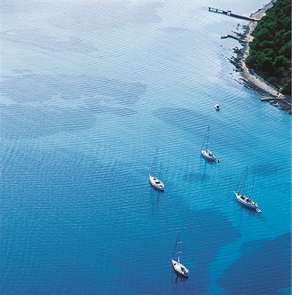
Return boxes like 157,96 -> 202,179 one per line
261,96 -> 291,103
221,34 -> 241,41
261,97 -> 279,101
208,7 -> 258,22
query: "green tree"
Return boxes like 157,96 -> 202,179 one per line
281,78 -> 291,95
245,0 -> 291,93
273,55 -> 288,68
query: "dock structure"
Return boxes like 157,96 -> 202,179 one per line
221,34 -> 241,41
261,96 -> 291,104
261,97 -> 279,101
208,7 -> 258,22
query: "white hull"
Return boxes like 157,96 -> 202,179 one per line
171,259 -> 189,277
149,174 -> 164,191
234,191 -> 261,213
201,149 -> 216,162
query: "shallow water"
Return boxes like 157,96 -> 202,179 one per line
1,1 -> 291,294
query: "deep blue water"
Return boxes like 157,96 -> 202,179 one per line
1,1 -> 291,294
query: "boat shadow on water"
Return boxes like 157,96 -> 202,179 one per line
173,273 -> 189,283
149,185 -> 162,207
236,201 -> 262,214
148,184 -> 165,216
149,183 -> 165,193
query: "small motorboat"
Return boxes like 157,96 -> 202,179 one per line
214,104 -> 220,110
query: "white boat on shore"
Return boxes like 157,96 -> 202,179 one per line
201,125 -> 217,162
149,149 -> 164,191
234,167 -> 261,213
171,232 -> 189,277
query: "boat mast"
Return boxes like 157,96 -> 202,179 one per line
151,148 -> 158,176
201,125 -> 210,150
172,231 -> 182,262
251,171 -> 256,196
177,231 -> 182,263
236,166 -> 248,193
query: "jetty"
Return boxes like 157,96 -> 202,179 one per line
261,95 -> 291,105
208,7 -> 258,22
221,34 -> 241,41
261,97 -> 279,102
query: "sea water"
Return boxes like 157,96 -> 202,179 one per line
1,1 -> 291,294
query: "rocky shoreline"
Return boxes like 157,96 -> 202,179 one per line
229,3 -> 291,114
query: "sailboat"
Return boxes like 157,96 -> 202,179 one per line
149,149 -> 164,191
171,232 -> 189,277
201,125 -> 217,162
234,166 -> 262,213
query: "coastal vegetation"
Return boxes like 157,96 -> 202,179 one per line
245,0 -> 291,95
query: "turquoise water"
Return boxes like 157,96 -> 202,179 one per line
1,1 -> 291,294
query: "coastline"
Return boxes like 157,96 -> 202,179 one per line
230,2 -> 291,114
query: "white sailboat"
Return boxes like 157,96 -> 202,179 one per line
171,232 -> 189,277
201,125 -> 217,162
149,149 -> 164,191
234,166 -> 262,213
